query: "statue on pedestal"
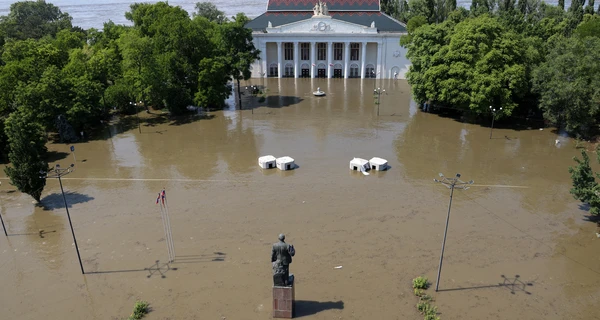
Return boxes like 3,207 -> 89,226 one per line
313,1 -> 329,17
271,234 -> 295,286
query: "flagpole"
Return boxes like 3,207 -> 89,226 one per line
163,190 -> 175,262
158,193 -> 172,262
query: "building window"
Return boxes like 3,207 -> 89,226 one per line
333,43 -> 343,60
350,43 -> 359,61
365,65 -> 375,78
301,43 -> 309,60
269,63 -> 278,77
284,64 -> 294,77
350,64 -> 359,78
284,43 -> 293,60
317,43 -> 326,60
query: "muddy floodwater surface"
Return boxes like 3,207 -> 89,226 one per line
0,79 -> 599,320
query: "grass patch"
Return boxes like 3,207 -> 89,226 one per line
412,276 -> 440,320
127,300 -> 149,320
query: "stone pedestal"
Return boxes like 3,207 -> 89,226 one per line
272,277 -> 295,318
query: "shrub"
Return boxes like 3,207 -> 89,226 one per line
413,276 -> 429,290
128,300 -> 149,320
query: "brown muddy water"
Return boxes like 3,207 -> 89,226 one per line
0,78 -> 599,320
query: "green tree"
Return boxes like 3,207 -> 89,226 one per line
574,14 -> 600,38
568,149 -> 600,215
3,108 -> 48,203
584,0 -> 595,14
532,36 -> 600,137
400,15 -> 428,46
0,0 -> 72,40
215,13 -> 260,110
193,2 -> 228,23
406,15 -> 536,115
558,0 -> 565,10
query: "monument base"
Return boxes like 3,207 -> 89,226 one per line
272,276 -> 295,318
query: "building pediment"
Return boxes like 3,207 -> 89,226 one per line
266,16 -> 377,34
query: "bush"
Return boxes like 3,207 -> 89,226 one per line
128,300 -> 149,320
413,276 -> 429,290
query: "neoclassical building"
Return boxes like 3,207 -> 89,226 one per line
246,0 -> 410,79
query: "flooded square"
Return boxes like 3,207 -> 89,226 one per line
0,78 -> 599,319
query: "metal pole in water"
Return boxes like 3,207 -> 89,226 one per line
433,173 -> 473,292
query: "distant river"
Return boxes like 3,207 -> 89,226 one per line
0,0 -> 569,30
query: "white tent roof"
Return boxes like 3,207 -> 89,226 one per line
259,155 -> 277,162
276,156 -> 295,164
369,157 -> 388,165
350,158 -> 369,165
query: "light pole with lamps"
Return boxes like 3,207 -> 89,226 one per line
374,87 -> 386,116
433,173 -> 473,292
40,163 -> 84,274
130,101 -> 142,133
0,181 -> 7,236
489,106 -> 502,139
245,85 -> 258,114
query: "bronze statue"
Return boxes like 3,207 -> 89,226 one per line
271,234 -> 295,286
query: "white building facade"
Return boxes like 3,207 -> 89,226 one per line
246,0 -> 410,79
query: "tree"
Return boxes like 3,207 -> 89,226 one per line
3,108 -> 48,203
569,149 -> 600,216
574,14 -> 600,38
400,15 -> 428,46
532,36 -> 600,138
584,0 -> 595,14
406,15 -> 535,115
193,2 -> 228,23
214,13 -> 260,110
558,0 -> 565,10
0,0 -> 72,40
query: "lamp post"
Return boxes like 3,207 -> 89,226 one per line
130,101 -> 142,133
40,163 -> 84,274
0,181 -> 7,236
374,87 -> 386,116
433,173 -> 473,292
489,106 -> 502,139
245,85 -> 258,114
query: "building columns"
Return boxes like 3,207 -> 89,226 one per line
310,41 -> 315,78
260,42 -> 267,77
277,41 -> 283,78
376,41 -> 382,79
327,41 -> 333,78
344,42 -> 350,79
294,41 -> 299,78
361,42 -> 367,79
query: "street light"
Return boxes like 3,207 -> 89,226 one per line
374,88 -> 386,116
433,173 -> 473,292
489,106 -> 502,139
40,163 -> 84,274
0,181 -> 7,236
245,86 -> 258,114
130,101 -> 142,133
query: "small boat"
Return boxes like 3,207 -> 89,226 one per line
313,87 -> 325,96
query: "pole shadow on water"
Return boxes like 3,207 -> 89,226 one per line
40,192 -> 94,210
9,230 -> 57,238
87,260 -> 178,278
172,252 -> 226,264
437,275 -> 534,294
294,300 -> 344,317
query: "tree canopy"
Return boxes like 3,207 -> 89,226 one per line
393,0 -> 600,138
0,1 -> 260,198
